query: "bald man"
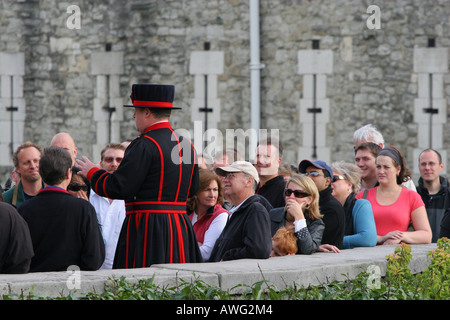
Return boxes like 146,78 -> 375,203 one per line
51,132 -> 78,166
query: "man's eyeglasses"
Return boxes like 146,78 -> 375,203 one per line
224,172 -> 242,179
303,171 -> 322,177
331,175 -> 346,183
68,184 -> 89,192
103,157 -> 123,163
284,188 -> 310,198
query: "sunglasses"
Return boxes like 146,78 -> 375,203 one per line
331,175 -> 346,183
303,171 -> 322,177
103,157 -> 123,163
68,184 -> 89,192
284,188 -> 310,198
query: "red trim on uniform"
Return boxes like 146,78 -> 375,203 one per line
126,210 -> 186,215
187,141 -> 196,197
174,214 -> 185,263
125,218 -> 131,269
87,167 -> 100,180
133,100 -> 173,108
143,121 -> 172,133
142,213 -> 149,267
168,215 -> 174,263
39,187 -> 69,194
126,201 -> 186,206
169,127 -> 182,201
94,171 -> 109,195
102,175 -> 110,199
144,136 -> 164,200
135,213 -> 142,231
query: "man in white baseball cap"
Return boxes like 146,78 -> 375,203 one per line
209,161 -> 271,262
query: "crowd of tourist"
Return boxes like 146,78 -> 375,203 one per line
0,123 -> 449,274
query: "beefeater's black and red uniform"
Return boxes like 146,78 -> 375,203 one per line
86,121 -> 202,268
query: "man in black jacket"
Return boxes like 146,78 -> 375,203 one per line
19,147 -> 105,272
209,161 -> 272,262
0,202 -> 34,273
254,137 -> 286,208
299,160 -> 345,251
417,148 -> 450,242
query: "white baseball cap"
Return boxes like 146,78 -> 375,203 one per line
215,161 -> 260,184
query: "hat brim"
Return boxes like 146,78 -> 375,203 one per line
215,166 -> 242,176
123,104 -> 181,109
215,165 -> 260,184
298,160 -> 316,173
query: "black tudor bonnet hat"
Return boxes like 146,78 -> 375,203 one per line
123,84 -> 181,109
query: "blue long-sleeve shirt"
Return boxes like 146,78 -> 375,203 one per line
343,198 -> 377,249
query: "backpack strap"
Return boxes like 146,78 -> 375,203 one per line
362,189 -> 369,199
12,186 -> 18,207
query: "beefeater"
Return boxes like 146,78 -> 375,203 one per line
76,84 -> 202,268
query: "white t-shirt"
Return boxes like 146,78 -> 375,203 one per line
90,190 -> 126,269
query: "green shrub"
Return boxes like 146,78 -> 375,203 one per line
84,238 -> 449,301
3,238 -> 449,300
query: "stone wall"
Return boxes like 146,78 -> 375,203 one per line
0,0 -> 449,185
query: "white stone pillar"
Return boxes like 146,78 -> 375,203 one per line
189,51 -> 224,155
297,49 -> 333,163
0,52 -> 25,166
413,47 -> 448,176
90,52 -> 124,162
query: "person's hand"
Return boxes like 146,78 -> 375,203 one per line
285,199 -> 305,221
74,190 -> 89,201
383,238 -> 402,245
380,230 -> 403,244
318,244 -> 341,253
75,156 -> 99,177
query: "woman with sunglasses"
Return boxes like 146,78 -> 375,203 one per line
330,161 -> 377,249
67,167 -> 90,201
269,174 -> 324,255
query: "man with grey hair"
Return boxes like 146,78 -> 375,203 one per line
209,161 -> 272,261
353,124 -> 384,149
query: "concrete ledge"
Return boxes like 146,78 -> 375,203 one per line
0,244 -> 437,299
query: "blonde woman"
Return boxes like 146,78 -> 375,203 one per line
269,174 -> 324,254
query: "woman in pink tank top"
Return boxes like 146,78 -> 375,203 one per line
356,146 -> 431,245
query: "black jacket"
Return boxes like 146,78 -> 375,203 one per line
269,207 -> 324,254
318,186 -> 345,249
417,176 -> 450,242
18,188 -> 105,272
256,175 -> 286,208
209,194 -> 272,262
0,202 -> 34,273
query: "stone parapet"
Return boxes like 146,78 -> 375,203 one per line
0,243 -> 436,299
